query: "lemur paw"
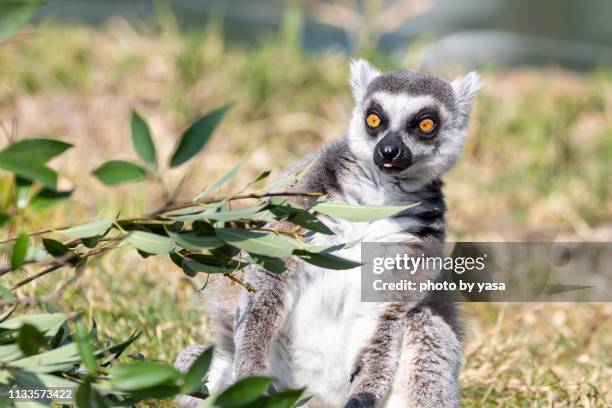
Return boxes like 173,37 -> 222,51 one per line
344,393 -> 376,408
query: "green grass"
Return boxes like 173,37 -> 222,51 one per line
0,19 -> 611,407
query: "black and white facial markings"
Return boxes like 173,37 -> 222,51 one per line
347,59 -> 481,186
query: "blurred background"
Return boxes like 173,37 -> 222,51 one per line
1,0 -> 611,406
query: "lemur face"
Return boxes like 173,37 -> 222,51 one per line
347,60 -> 481,184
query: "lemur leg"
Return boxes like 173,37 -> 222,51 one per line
233,267 -> 287,379
383,307 -> 461,408
174,345 -> 208,408
345,303 -> 408,408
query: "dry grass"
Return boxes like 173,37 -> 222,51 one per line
0,18 -> 610,407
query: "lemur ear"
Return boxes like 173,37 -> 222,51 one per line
451,71 -> 482,116
349,59 -> 380,102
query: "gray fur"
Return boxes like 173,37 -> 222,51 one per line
367,70 -> 457,112
175,60 -> 480,408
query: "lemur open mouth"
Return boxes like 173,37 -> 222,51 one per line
380,162 -> 406,173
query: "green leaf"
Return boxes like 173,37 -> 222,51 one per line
0,343 -> 23,363
203,203 -> 267,222
74,319 -> 96,376
216,228 -> 297,258
110,361 -> 182,391
169,105 -> 230,168
194,156 -> 245,200
215,376 -> 272,408
98,330 -> 141,364
42,238 -> 71,257
30,188 -> 73,211
0,0 -> 42,39
76,379 -> 108,408
10,232 -> 28,269
125,231 -> 175,254
10,343 -> 80,370
294,250 -> 362,270
264,388 -> 306,408
60,219 -> 112,239
0,138 -> 71,164
182,254 -> 246,275
170,232 -> 223,251
268,200 -> 333,235
131,110 -> 157,166
247,253 -> 286,273
10,369 -> 77,389
0,160 -> 57,189
263,154 -> 319,193
92,160 -> 147,186
251,170 -> 271,184
16,324 -> 45,356
0,313 -> 67,335
311,202 -> 419,222
181,347 -> 213,394
0,140 -> 68,186
81,235 -> 102,248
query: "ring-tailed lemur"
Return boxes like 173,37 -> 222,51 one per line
175,60 -> 481,408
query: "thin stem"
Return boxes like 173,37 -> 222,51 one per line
226,273 -> 256,293
10,243 -> 120,290
0,191 -> 321,244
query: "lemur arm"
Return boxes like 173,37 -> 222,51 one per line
346,236 -> 445,407
345,302 -> 408,408
232,265 -> 288,379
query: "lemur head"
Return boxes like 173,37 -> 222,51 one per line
347,59 -> 481,185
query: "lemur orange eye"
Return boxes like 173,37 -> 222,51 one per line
366,113 -> 381,128
418,118 -> 435,133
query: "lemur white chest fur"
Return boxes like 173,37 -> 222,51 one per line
269,172 -> 422,407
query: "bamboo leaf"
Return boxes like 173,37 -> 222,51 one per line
182,254 -> 246,275
215,376 -> 272,408
294,250 -> 361,270
74,319 -> 97,376
110,361 -> 182,391
268,200 -> 333,235
42,238 -> 71,257
125,231 -> 175,254
10,232 -> 28,269
10,343 -> 80,369
0,313 -> 67,335
30,188 -> 73,211
181,346 -> 213,394
169,232 -> 223,251
0,160 -> 57,189
60,219 -> 112,239
92,160 -> 147,186
311,202 -> 419,222
76,379 -> 107,408
170,105 -> 230,168
203,203 -> 267,222
194,157 -> 246,200
0,138 -> 72,164
247,253 -> 287,274
216,228 -> 297,258
16,324 -> 45,356
131,110 -> 157,166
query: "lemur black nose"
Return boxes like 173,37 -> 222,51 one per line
379,144 -> 400,161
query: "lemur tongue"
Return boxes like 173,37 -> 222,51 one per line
383,163 -> 393,168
